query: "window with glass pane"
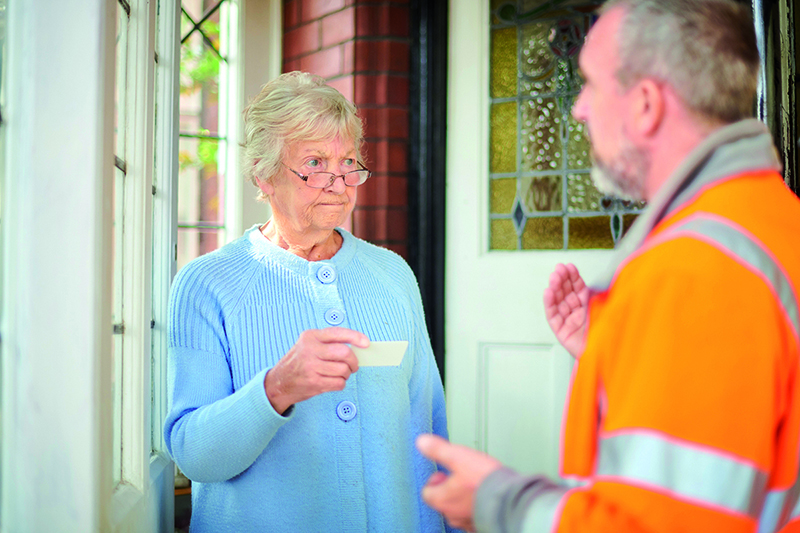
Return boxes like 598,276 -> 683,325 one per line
489,0 -> 644,250
179,0 -> 229,269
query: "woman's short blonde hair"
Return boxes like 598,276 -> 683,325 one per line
241,71 -> 364,199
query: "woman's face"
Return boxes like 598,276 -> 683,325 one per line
258,136 -> 359,235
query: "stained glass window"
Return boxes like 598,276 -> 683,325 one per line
489,0 -> 645,250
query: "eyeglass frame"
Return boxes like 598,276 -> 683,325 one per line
282,161 -> 372,189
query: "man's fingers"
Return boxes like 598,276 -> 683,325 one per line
416,434 -> 457,469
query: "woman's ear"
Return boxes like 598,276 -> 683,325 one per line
256,176 -> 274,197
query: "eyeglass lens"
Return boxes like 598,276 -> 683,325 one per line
306,170 -> 370,188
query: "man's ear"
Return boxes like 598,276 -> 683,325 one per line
632,78 -> 664,137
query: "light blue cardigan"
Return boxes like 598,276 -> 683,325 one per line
165,226 -> 452,532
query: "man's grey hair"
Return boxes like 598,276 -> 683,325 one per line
603,0 -> 760,124
241,71 -> 364,199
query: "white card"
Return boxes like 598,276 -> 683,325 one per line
351,340 -> 408,367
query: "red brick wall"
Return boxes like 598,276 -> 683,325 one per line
283,0 -> 411,258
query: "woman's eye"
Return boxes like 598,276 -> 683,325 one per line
343,158 -> 355,167
306,159 -> 320,168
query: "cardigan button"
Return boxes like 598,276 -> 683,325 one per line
324,308 -> 345,326
336,401 -> 357,422
316,265 -> 336,284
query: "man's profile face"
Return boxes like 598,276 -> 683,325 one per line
572,7 -> 648,201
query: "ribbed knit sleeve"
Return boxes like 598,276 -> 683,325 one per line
163,247 -> 292,483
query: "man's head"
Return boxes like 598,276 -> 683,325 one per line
607,0 -> 759,124
572,0 -> 760,201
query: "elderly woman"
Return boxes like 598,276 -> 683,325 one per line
164,71 -> 453,532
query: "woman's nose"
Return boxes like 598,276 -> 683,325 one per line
324,174 -> 348,194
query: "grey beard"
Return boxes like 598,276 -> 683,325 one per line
590,143 -> 649,202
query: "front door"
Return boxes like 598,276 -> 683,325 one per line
444,0 -> 629,478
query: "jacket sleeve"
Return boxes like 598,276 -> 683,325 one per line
474,236 -> 800,532
163,262 -> 292,483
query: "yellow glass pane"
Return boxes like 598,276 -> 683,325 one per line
491,219 -> 517,250
568,216 -> 614,249
491,102 -> 517,173
623,214 -> 639,238
521,217 -> 562,249
491,27 -> 517,98
491,178 -> 517,214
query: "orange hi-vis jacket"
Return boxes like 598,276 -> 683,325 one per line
474,120 -> 800,533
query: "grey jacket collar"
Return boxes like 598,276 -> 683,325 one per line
591,119 -> 781,291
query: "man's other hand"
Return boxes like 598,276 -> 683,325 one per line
416,434 -> 503,532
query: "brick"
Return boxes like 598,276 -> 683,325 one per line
353,74 -> 409,105
387,141 -> 408,174
386,75 -> 409,105
284,0 -> 300,29
385,208 -> 408,241
386,108 -> 409,139
300,45 -> 343,78
359,107 -> 409,140
362,139 -> 389,173
358,107 -> 378,137
342,40 -> 354,74
384,243 -> 408,259
302,0 -> 346,22
356,175 -> 407,207
387,5 -> 409,37
284,22 -> 321,59
283,58 -> 302,73
352,207 -> 388,241
321,7 -> 356,47
388,41 -> 410,72
355,4 -> 409,37
327,75 -> 354,102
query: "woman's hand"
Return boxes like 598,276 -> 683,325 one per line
264,328 -> 369,414
543,263 -> 589,359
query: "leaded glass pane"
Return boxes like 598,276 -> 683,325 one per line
520,175 -> 561,212
491,27 -> 517,98
520,21 -> 558,94
521,217 -> 562,249
521,97 -> 562,172
490,102 -> 517,173
567,216 -> 614,249
488,0 -> 645,250
566,113 -> 590,169
491,219 -> 518,250
567,172 -> 601,212
491,177 -> 517,214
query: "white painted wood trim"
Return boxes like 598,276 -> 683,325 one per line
235,0 -> 283,236
1,0 -> 116,529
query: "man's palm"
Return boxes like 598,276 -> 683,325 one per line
543,263 -> 589,359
